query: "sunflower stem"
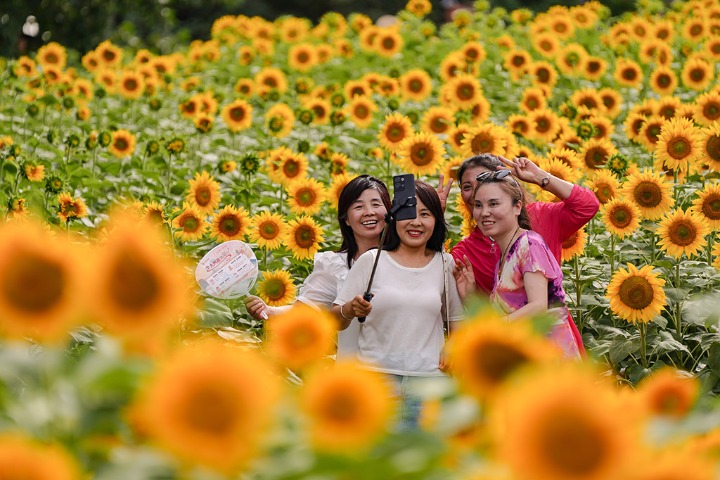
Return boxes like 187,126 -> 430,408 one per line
639,321 -> 648,369
674,259 -> 682,338
165,153 -> 173,198
609,234 -> 616,274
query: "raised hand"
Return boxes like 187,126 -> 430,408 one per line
436,173 -> 454,212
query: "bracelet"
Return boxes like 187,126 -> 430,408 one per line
339,303 -> 353,321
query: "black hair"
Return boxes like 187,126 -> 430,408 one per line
337,175 -> 391,268
456,154 -> 504,183
385,179 -> 448,252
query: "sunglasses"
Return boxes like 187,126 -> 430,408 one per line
476,169 -> 516,183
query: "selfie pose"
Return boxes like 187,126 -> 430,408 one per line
473,169 -> 581,358
334,180 -> 469,429
246,175 -> 391,358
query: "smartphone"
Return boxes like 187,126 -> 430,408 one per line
392,173 -> 417,221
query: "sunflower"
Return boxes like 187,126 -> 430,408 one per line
613,58 -> 644,88
256,269 -> 297,306
57,192 -> 88,223
460,123 -> 509,158
561,227 -> 587,262
448,314 -> 560,399
220,98 -> 253,132
693,91 -> 720,127
288,43 -> 317,71
701,121 -> 720,172
108,129 -> 136,159
570,88 -> 602,112
36,41 -> 67,69
285,215 -> 324,261
249,211 -> 287,250
607,263 -> 666,323
96,40 -> 123,68
328,151 -> 350,177
173,203 -> 209,241
301,360 -> 395,453
588,115 -> 614,141
186,171 -> 221,215
210,205 -> 251,242
637,114 -> 666,151
503,48 -> 533,80
117,70 -> 145,99
275,151 -> 309,186
655,96 -> 683,121
377,112 -> 414,153
346,95 -> 377,128
630,449 -> 714,480
527,108 -> 562,143
531,32 -> 561,58
704,36 -> 720,60
681,56 -> 713,91
254,67 -> 288,94
637,368 -> 699,419
265,303 -> 336,370
14,56 -> 37,77
194,113 -> 214,133
265,103 -> 295,138
443,73 -> 483,110
622,169 -> 675,220
0,220 -> 84,343
579,137 -> 617,171
23,162 -> 45,182
586,169 -> 620,204
0,434 -> 80,480
143,201 -> 166,225
420,106 -> 455,135
657,209 -> 711,259
491,363 -> 637,480
556,43 -> 588,76
655,117 -> 703,173
529,60 -> 558,92
343,79 -> 370,99
287,178 -> 327,215
406,0 -> 432,17
582,56 -> 607,81
396,132 -> 446,176
374,28 -> 403,57
91,213 -> 195,338
520,87 -> 548,113
135,341 -> 280,473
649,66 -> 678,96
601,198 -> 641,239
691,183 -> 720,228
506,114 -> 531,137
682,17 -> 707,43
234,78 -> 255,97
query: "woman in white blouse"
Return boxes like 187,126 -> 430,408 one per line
245,175 -> 391,358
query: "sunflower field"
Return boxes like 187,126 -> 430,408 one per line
2,0 -> 720,477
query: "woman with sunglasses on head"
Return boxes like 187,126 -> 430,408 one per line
334,180 -> 468,430
474,170 -> 581,358
245,175 -> 391,359
449,154 -> 599,354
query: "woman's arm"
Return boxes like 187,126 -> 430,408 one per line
506,271 -> 549,320
244,295 -> 291,320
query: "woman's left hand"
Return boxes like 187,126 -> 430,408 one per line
436,173 -> 453,212
453,255 -> 475,302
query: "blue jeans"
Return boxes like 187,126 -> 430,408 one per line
384,374 -> 425,431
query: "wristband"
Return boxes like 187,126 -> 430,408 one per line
340,303 -> 353,321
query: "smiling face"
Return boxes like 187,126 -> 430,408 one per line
345,188 -> 388,242
460,164 -> 491,211
473,182 -> 522,239
395,196 -> 435,249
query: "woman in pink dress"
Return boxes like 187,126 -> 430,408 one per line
472,169 -> 580,358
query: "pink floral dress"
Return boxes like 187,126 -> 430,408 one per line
490,230 -> 581,359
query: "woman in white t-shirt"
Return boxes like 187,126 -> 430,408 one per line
334,180 -> 470,429
245,175 -> 391,358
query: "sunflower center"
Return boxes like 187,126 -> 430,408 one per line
410,143 -> 434,166
706,134 -> 720,162
622,67 -> 638,81
109,250 -> 160,312
666,137 -> 691,160
690,68 -> 706,82
184,386 -> 235,435
563,231 -> 579,249
619,275 -> 654,310
634,181 -> 662,208
182,216 -> 199,232
230,107 -> 246,121
297,52 -> 310,63
295,226 -> 316,249
260,221 -> 279,239
535,117 -> 551,133
125,79 -> 138,90
219,215 -> 242,236
470,134 -> 494,154
283,160 -> 300,178
536,68 -> 550,83
473,342 -> 530,385
354,105 -> 369,119
325,391 -> 358,422
656,73 -> 671,88
382,37 -> 396,50
264,279 -> 288,301
457,84 -> 474,101
387,124 -> 407,142
584,147 -> 608,168
702,102 -> 720,121
597,185 -> 614,204
114,138 -> 128,151
195,187 -> 212,206
667,219 -> 696,246
610,206 -> 632,228
296,188 -> 317,207
701,195 -> 720,220
3,255 -> 64,314
540,412 -> 607,476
